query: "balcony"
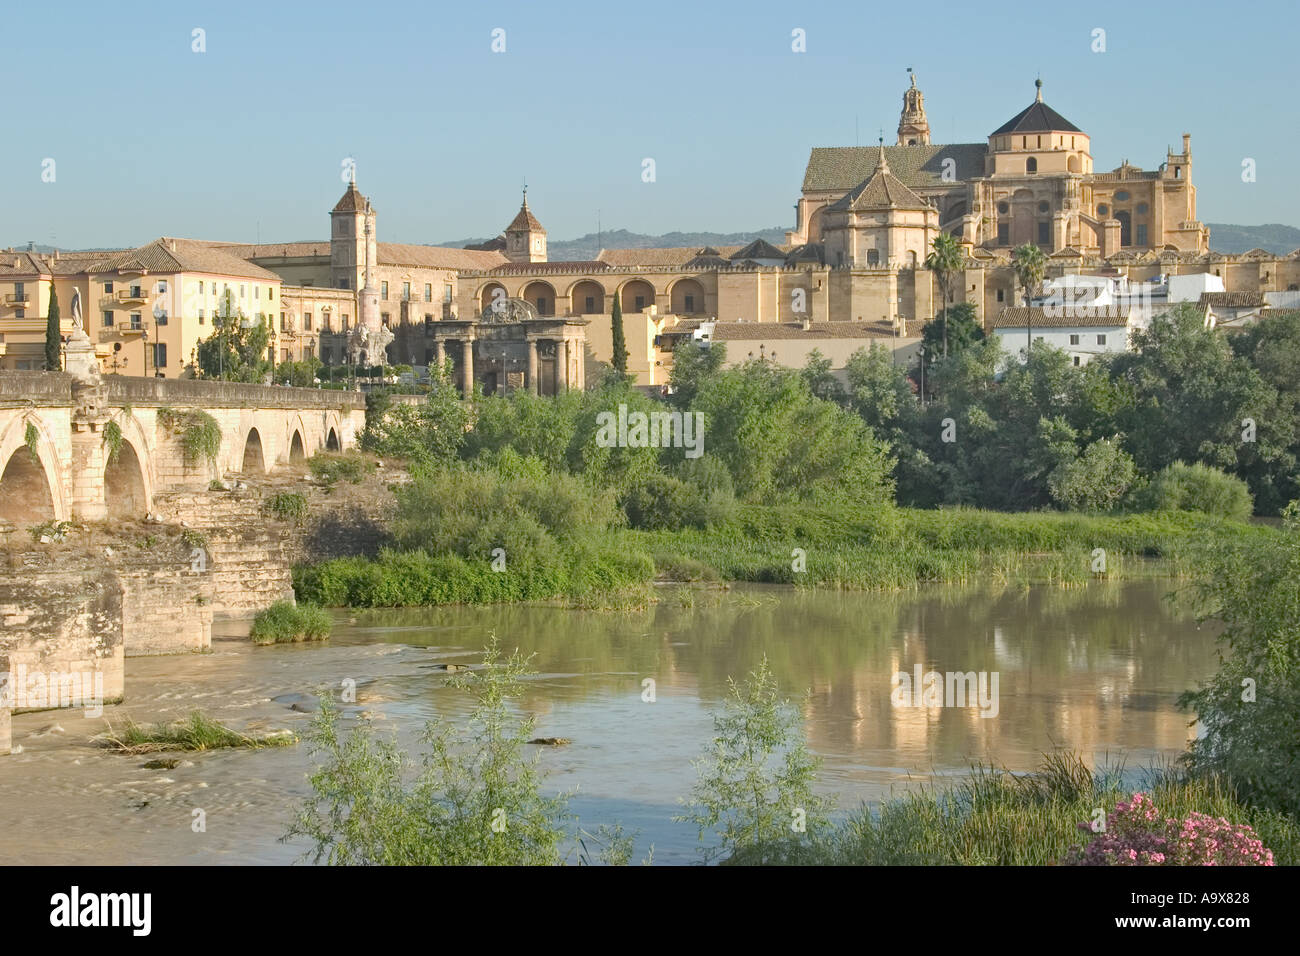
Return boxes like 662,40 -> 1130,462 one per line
4,293 -> 29,304
115,288 -> 149,304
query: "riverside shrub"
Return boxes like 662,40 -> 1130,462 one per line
1064,793 -> 1275,866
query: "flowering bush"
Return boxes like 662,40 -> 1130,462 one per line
1065,793 -> 1274,866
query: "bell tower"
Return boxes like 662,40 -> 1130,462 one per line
504,185 -> 547,263
897,71 -> 931,146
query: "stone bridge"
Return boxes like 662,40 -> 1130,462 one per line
0,372 -> 366,526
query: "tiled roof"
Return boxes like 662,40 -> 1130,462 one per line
730,238 -> 786,260
801,144 -> 986,193
209,241 -> 333,260
506,201 -> 544,233
713,320 -> 900,340
332,183 -> 370,214
829,158 -> 931,212
0,252 -> 49,276
377,242 -> 509,271
484,260 -> 610,275
990,305 -> 1130,329
1200,292 -> 1265,308
785,243 -> 825,265
991,97 -> 1082,135
598,245 -> 746,268
84,238 -> 281,280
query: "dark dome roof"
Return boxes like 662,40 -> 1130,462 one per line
991,90 -> 1081,136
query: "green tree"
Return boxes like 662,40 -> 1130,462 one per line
799,348 -> 846,404
1133,461 -> 1254,520
675,657 -> 833,864
1228,310 -> 1300,514
275,355 -> 322,387
1109,304 -> 1274,480
1180,502 -> 1300,816
1010,242 -> 1046,356
196,290 -> 272,382
610,291 -> 628,379
925,232 -> 963,357
920,301 -> 983,359
44,285 -> 61,371
668,340 -> 725,408
1047,438 -> 1137,512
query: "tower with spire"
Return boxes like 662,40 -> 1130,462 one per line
504,185 -> 547,263
330,177 -> 377,294
897,70 -> 931,146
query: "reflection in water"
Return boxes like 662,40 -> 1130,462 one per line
0,581 -> 1212,864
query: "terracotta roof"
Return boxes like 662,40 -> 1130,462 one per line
713,320 -> 900,340
332,183 -> 371,214
506,201 -> 544,234
0,252 -> 49,277
1200,292 -> 1265,308
84,238 -> 281,280
801,144 -> 985,193
208,241 -> 333,260
377,242 -> 508,271
990,305 -> 1130,329
484,260 -> 610,276
598,245 -> 747,268
785,243 -> 825,265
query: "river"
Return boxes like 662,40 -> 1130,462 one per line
0,580 -> 1214,864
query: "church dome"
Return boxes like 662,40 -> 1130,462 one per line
991,80 -> 1081,136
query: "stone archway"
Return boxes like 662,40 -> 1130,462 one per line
242,428 -> 265,473
289,430 -> 306,463
104,441 -> 148,518
0,447 -> 56,526
670,278 -> 707,315
326,427 -> 340,451
620,279 -> 656,313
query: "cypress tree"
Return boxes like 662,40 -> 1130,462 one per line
44,285 -> 61,371
610,291 -> 628,378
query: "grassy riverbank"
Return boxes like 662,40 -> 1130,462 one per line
293,504 -> 1270,608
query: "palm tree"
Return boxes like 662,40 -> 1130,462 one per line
925,233 -> 963,357
1011,242 -> 1047,356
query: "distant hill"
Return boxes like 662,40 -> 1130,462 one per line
12,223 -> 1300,259
434,227 -> 790,262
1205,223 -> 1300,255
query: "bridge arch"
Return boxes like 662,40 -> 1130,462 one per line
241,427 -> 266,473
289,430 -> 306,463
104,440 -> 149,517
0,415 -> 67,526
325,426 -> 341,451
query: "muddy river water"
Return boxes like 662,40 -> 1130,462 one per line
0,580 -> 1214,864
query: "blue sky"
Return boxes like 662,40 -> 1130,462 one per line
2,0 -> 1294,249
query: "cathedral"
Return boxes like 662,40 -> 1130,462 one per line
788,76 -> 1208,258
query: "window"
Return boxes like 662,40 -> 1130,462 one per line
585,296 -> 596,312
130,313 -> 142,330
303,345 -> 314,360
1136,202 -> 1149,215
254,286 -> 260,299
1038,201 -> 1049,213
152,343 -> 167,368
338,278 -> 349,290
1036,135 -> 1042,148
103,311 -> 114,327
158,280 -> 167,294
268,288 -> 274,301
402,282 -> 410,301
304,312 -> 313,331
342,314 -> 350,330
381,281 -> 389,300
444,284 -> 453,303
1069,334 -> 1080,345
1096,334 -> 1107,346
281,349 -> 290,363
1136,224 -> 1148,246
1026,157 -> 1037,173
997,289 -> 1005,303
1072,355 -> 1081,366
537,298 -> 549,314
280,312 -> 288,331
867,249 -> 880,265
997,223 -> 1010,245
198,310 -> 205,324
684,294 -> 695,312
240,284 -> 246,298
1115,190 -> 1130,202
14,309 -> 23,319
997,201 -> 1009,214
130,285 -> 143,298
424,284 -> 432,302
381,312 -> 390,326
198,281 -> 204,294
104,281 -> 113,294
1037,221 -> 1050,245
634,296 -> 646,311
